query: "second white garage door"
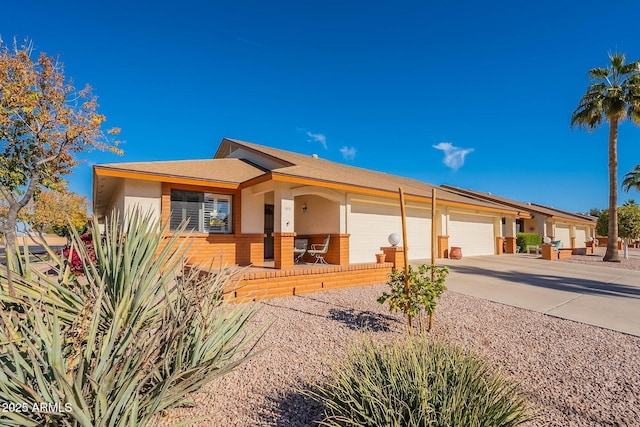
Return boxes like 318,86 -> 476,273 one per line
554,225 -> 571,248
574,227 -> 587,248
448,214 -> 495,256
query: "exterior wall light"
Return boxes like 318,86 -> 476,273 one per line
388,233 -> 401,246
302,203 -> 307,213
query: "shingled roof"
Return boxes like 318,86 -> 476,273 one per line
217,138 -> 522,214
440,185 -> 596,224
94,138 -> 532,216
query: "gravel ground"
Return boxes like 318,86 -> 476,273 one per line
158,280 -> 640,426
560,247 -> 640,271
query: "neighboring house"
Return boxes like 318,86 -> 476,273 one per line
92,138 -> 534,269
441,185 -> 597,250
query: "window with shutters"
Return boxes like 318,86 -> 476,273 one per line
170,190 -> 232,234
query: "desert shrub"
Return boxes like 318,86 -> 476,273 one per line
310,337 -> 535,427
516,233 -> 542,252
0,210 -> 263,426
378,264 -> 448,329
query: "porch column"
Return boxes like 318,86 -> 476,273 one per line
436,209 -> 449,258
570,225 -> 576,248
273,187 -> 295,269
494,217 -> 504,255
504,216 -> 517,254
536,215 -> 548,239
273,232 -> 296,269
437,235 -> 449,258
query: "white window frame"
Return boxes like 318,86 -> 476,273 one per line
170,190 -> 232,234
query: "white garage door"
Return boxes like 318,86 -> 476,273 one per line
574,227 -> 587,248
448,214 -> 495,256
349,201 -> 431,263
555,225 -> 571,248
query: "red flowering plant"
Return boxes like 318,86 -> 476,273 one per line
61,233 -> 97,275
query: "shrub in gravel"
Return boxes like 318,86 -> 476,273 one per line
378,264 -> 448,330
309,337 -> 535,427
0,210 -> 262,426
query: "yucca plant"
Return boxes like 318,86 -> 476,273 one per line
0,210 -> 263,426
309,337 -> 536,427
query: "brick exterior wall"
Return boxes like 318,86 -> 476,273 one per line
298,233 -> 350,265
230,262 -> 393,300
505,237 -> 517,254
380,246 -> 405,269
159,182 -> 264,267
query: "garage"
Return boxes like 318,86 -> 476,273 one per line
349,199 -> 431,263
447,213 -> 495,256
554,224 -> 571,248
574,227 -> 587,248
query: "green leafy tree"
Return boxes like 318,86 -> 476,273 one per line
571,52 -> 640,262
596,204 -> 640,242
622,165 -> 640,193
20,189 -> 89,241
0,38 -> 121,271
588,207 -> 603,217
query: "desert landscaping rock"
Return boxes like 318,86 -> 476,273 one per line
159,280 -> 640,426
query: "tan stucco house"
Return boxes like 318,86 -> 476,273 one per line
93,138 -> 538,270
441,185 -> 597,250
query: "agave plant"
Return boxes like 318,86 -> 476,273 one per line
0,210 -> 263,426
309,337 -> 535,427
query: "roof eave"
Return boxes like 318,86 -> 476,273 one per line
93,165 -> 241,189
267,173 -> 519,215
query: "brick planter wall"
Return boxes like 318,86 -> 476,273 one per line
230,263 -> 393,300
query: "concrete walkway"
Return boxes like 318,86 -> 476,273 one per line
412,254 -> 640,336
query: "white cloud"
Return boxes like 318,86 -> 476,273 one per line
340,146 -> 357,160
432,142 -> 474,171
305,131 -> 327,149
236,37 -> 262,47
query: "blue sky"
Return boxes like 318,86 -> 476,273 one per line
3,0 -> 640,213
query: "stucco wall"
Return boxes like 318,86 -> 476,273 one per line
241,188 -> 264,234
105,179 -> 125,222
124,179 -> 162,226
294,195 -> 341,235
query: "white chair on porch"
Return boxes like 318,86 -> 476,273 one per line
293,238 -> 308,263
307,235 -> 330,264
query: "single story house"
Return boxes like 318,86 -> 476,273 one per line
93,138 -> 535,270
441,185 -> 597,250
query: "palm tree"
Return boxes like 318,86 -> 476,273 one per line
571,53 -> 640,262
622,165 -> 640,193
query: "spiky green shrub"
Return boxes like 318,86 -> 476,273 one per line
0,210 -> 263,426
310,337 -> 535,427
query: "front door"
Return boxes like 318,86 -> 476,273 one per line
264,205 -> 274,259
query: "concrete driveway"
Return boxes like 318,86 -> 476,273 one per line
412,254 -> 640,336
